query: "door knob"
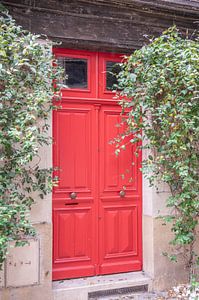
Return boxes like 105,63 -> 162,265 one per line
119,190 -> 126,198
70,192 -> 77,200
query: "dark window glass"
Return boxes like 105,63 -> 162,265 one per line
106,61 -> 121,91
58,57 -> 88,89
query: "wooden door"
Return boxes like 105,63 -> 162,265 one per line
52,49 -> 142,280
99,105 -> 142,274
53,103 -> 98,280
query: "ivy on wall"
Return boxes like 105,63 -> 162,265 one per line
0,8 -> 61,267
117,27 -> 199,280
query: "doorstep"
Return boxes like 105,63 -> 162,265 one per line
53,272 -> 152,300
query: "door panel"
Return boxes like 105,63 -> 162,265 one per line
102,205 -> 138,257
55,208 -> 91,259
99,106 -> 139,194
53,105 -> 93,193
99,105 -> 142,275
53,103 -> 97,279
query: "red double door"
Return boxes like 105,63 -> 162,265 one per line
52,49 -> 142,280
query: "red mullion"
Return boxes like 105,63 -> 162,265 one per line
53,48 -> 97,99
98,52 -> 124,100
93,104 -> 100,275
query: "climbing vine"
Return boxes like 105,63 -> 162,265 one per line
116,27 -> 199,279
0,8 -> 61,267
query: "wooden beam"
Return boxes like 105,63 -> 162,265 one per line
2,0 -> 198,52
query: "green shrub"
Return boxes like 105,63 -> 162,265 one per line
117,27 -> 199,279
0,7 -> 61,267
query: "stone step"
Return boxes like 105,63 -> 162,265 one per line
89,292 -> 167,300
53,272 -> 152,300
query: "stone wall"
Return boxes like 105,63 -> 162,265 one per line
142,181 -> 189,291
0,117 -> 53,300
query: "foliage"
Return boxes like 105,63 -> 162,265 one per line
116,27 -> 199,278
0,8 -> 61,267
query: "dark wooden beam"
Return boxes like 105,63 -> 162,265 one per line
2,0 -> 199,52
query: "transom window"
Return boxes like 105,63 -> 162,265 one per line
58,57 -> 88,89
106,61 -> 121,91
54,49 -> 123,99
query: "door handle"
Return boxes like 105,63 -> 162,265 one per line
119,190 -> 126,198
70,192 -> 77,200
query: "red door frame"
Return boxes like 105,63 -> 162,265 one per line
52,48 -> 142,280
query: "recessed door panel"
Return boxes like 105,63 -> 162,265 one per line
53,104 -> 93,194
54,207 -> 92,261
103,205 -> 138,257
100,106 -> 139,195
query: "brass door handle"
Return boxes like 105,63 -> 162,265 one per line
70,192 -> 77,200
119,190 -> 126,198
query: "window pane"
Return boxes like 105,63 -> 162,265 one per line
58,57 -> 88,89
106,61 -> 121,91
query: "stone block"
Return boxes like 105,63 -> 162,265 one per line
0,264 -> 5,288
35,223 -> 52,285
30,192 -> 52,224
29,114 -> 52,224
0,223 -> 52,300
53,289 -> 88,300
153,218 -> 188,290
6,239 -> 39,287
143,215 -> 154,278
143,176 -> 171,218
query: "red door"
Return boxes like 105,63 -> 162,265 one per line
53,49 -> 142,280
